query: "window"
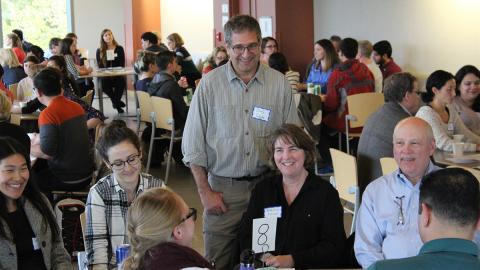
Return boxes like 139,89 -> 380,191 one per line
1,0 -> 71,50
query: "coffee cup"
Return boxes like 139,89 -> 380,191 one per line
452,142 -> 464,157
453,134 -> 464,143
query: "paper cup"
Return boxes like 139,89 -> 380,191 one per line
453,134 -> 464,143
452,142 -> 464,157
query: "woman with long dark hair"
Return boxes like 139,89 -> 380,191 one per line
96,29 -> 127,113
60,37 -> 92,96
452,65 -> 480,134
0,137 -> 71,269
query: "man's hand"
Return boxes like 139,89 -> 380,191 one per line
263,254 -> 294,268
199,189 -> 227,215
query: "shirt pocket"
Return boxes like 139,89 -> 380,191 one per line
251,104 -> 277,138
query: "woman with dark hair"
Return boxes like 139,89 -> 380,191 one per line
166,33 -> 201,89
96,29 -> 127,113
260,37 -> 278,65
16,55 -> 40,102
238,124 -> 345,269
0,137 -> 71,270
85,120 -> 164,269
60,37 -> 92,96
416,70 -> 480,152
452,65 -> 480,134
268,52 -> 300,92
298,39 -> 339,94
133,50 -> 158,91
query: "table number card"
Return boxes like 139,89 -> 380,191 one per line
252,217 -> 277,253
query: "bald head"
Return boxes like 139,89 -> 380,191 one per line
393,117 -> 436,184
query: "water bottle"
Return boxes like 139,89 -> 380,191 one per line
239,249 -> 255,270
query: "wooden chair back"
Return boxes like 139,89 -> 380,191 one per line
151,96 -> 174,131
347,92 -> 384,128
330,148 -> 358,204
380,157 -> 398,176
136,91 -> 153,124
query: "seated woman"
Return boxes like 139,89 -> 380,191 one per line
133,50 -> 158,91
0,137 -> 71,270
0,92 -> 30,151
260,37 -> 279,65
123,188 -> 212,270
452,65 -> 480,134
85,120 -> 164,269
0,48 -> 27,88
5,33 -> 26,64
268,52 -> 300,92
237,124 -> 345,269
166,33 -> 201,89
202,46 -> 228,74
16,55 -> 40,102
60,37 -> 92,97
416,70 -> 480,152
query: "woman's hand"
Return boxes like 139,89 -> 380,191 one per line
263,254 -> 294,268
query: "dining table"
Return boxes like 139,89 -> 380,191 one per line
79,67 -> 136,113
433,149 -> 480,169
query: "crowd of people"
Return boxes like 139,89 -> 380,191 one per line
0,14 -> 479,270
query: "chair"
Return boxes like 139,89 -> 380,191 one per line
447,166 -> 480,182
136,91 -> 154,135
80,211 -> 86,240
380,157 -> 398,176
127,89 -> 139,117
344,92 -> 385,154
329,148 -> 360,235
9,83 -> 18,100
148,96 -> 182,184
81,90 -> 94,105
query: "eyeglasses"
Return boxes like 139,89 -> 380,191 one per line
231,43 -> 259,55
109,154 -> 141,171
394,196 -> 405,225
178,207 -> 197,225
265,45 -> 277,49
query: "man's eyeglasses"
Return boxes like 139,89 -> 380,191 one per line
109,154 -> 141,171
231,43 -> 259,55
178,207 -> 197,225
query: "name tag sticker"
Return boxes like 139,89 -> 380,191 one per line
264,206 -> 282,218
448,123 -> 454,131
106,49 -> 115,61
32,237 -> 40,250
252,106 -> 271,122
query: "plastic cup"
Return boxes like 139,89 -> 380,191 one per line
453,134 -> 464,143
452,142 -> 464,157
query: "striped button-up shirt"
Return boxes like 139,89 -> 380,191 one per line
182,62 -> 300,178
85,173 -> 164,268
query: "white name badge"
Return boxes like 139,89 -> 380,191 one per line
252,106 -> 271,122
264,206 -> 282,218
32,237 -> 40,250
447,123 -> 454,131
106,49 -> 115,61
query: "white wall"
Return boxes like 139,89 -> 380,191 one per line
160,0 -> 214,63
71,0 -> 126,60
314,0 -> 480,85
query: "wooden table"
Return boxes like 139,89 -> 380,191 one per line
79,67 -> 135,113
433,150 -> 480,169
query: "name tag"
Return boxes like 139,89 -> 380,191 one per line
264,206 -> 282,218
32,237 -> 40,250
252,106 -> 271,122
448,123 -> 454,131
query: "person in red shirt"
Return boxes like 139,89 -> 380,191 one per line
372,40 -> 402,81
319,38 -> 375,169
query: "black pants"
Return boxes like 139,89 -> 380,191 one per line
32,159 -> 91,201
100,76 -> 126,108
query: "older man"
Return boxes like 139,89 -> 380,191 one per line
367,168 -> 480,270
354,117 -> 439,269
357,72 -> 421,194
182,15 -> 299,269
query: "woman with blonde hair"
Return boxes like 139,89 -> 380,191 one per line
202,46 -> 228,74
0,48 -> 27,87
166,33 -> 201,89
96,29 -> 127,113
123,188 -> 212,270
5,33 -> 26,64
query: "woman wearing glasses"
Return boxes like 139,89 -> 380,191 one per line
85,120 -> 164,269
123,188 -> 212,270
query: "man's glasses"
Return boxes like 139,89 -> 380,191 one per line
231,43 -> 259,55
178,207 -> 197,225
109,154 -> 141,171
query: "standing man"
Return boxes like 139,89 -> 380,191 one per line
182,15 -> 299,269
372,40 -> 402,81
367,168 -> 480,270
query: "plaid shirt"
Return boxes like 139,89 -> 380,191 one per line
85,173 -> 164,268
